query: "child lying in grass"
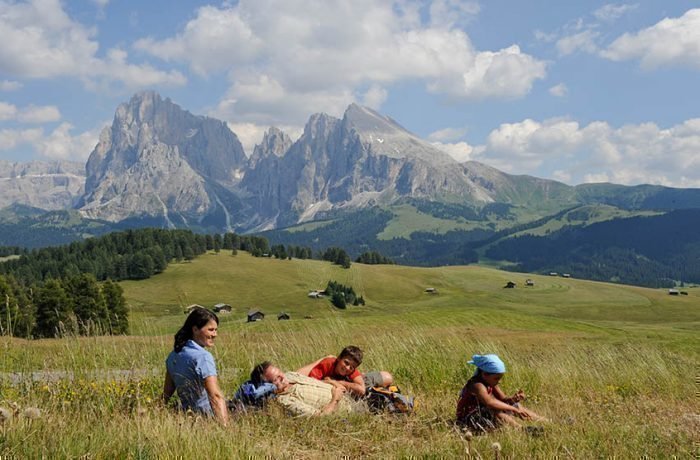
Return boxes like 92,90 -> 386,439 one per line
297,346 -> 393,397
456,354 -> 547,433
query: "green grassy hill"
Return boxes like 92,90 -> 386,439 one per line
123,252 -> 699,340
1,252 -> 697,457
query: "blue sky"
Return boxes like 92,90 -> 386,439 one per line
1,0 -> 699,187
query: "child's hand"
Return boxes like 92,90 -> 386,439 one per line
517,407 -> 532,420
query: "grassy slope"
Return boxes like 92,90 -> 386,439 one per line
1,252 -> 698,457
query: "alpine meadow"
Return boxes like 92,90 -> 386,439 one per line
1,251 -> 697,457
2,0 -> 700,458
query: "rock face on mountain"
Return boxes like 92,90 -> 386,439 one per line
0,160 -> 85,210
243,104 -> 506,227
78,92 -> 247,225
68,92 -> 700,233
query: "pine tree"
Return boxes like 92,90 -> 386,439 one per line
67,274 -> 108,335
0,275 -> 18,336
34,279 -> 72,338
102,280 -> 128,335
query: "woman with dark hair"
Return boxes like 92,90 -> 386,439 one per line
163,307 -> 228,425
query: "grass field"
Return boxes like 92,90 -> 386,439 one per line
1,252 -> 698,458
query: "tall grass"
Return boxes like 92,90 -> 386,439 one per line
1,254 -> 697,457
1,315 -> 696,458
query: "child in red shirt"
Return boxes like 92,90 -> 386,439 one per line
298,346 -> 392,397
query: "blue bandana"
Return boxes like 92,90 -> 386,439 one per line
468,354 -> 506,374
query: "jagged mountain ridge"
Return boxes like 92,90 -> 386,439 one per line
0,160 -> 85,210
3,91 -> 699,235
77,92 -> 524,231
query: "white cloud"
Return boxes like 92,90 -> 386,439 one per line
602,8 -> 700,69
429,0 -> 480,28
0,0 -> 186,90
0,123 -> 101,160
0,127 -> 42,151
0,80 -> 22,91
0,102 -> 60,123
17,105 -> 61,123
594,3 -> 638,22
36,123 -> 100,160
556,30 -> 600,56
361,84 -> 388,110
91,0 -> 109,8
0,101 -> 18,120
136,0 -> 546,125
475,117 -> 700,187
427,126 -> 468,142
549,83 -> 568,97
432,141 -> 477,162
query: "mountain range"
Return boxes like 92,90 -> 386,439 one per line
2,91 -> 700,286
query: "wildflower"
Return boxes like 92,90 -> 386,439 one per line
0,407 -> 12,423
492,442 -> 502,460
22,407 -> 41,419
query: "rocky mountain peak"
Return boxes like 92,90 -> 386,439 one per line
343,103 -> 407,136
250,127 -> 293,167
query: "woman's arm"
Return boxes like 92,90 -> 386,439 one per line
296,355 -> 335,376
204,375 -> 229,426
162,370 -> 176,404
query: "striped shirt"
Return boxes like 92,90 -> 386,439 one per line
276,372 -> 360,416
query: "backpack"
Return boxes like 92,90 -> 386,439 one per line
365,386 -> 415,414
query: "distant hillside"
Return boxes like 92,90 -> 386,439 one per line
0,208 -> 117,248
485,208 -> 700,287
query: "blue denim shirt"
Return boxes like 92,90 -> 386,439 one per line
166,339 -> 217,415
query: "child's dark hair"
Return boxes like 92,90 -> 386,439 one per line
338,345 -> 363,365
251,361 -> 273,385
173,307 -> 219,352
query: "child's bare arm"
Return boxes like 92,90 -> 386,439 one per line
474,383 -> 528,415
493,385 -> 525,404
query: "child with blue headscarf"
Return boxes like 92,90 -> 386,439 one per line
456,354 -> 547,433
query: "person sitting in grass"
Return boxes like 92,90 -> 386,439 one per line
297,345 -> 394,397
254,361 -> 364,416
162,307 -> 228,425
456,354 -> 547,433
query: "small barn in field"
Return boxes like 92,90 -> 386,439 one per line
425,287 -> 438,294
504,281 -> 516,289
525,279 -> 535,286
668,289 -> 679,296
278,312 -> 291,321
247,310 -> 265,322
213,303 -> 232,313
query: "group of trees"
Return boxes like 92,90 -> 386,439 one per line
325,281 -> 365,309
0,273 -> 127,339
321,247 -> 352,268
356,251 -> 394,265
268,244 -> 314,260
0,226 -> 393,337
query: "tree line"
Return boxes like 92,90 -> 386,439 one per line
0,273 -> 127,339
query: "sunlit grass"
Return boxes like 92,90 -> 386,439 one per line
1,253 -> 698,457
